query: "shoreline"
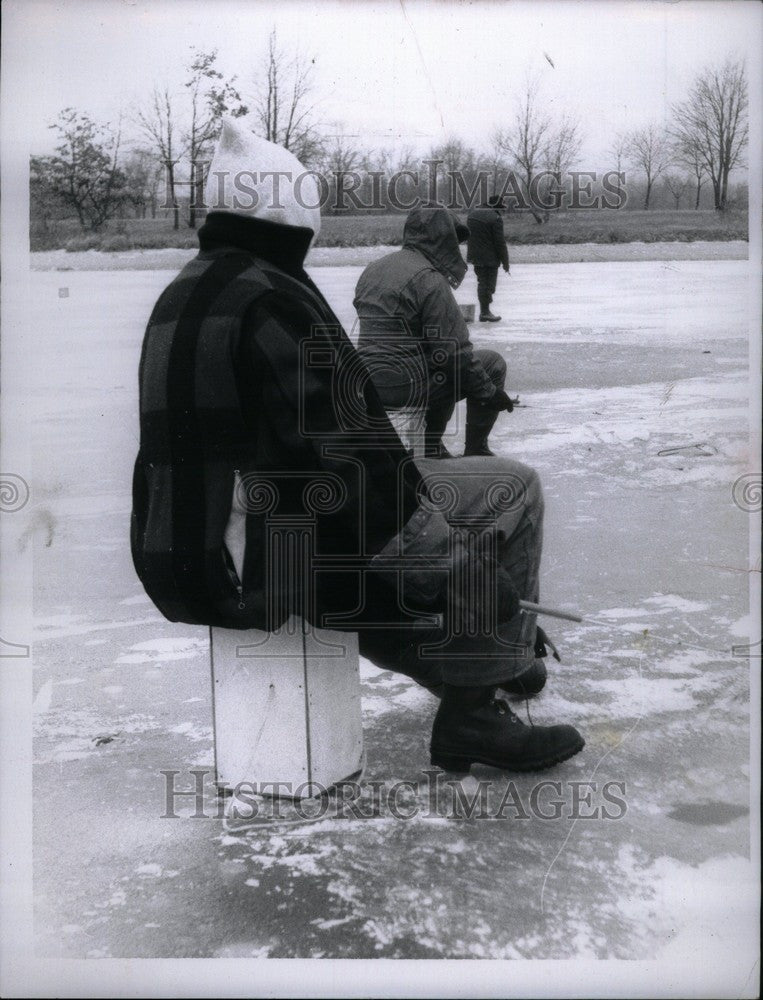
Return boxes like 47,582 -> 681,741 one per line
30,239 -> 749,272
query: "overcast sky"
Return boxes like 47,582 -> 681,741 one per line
7,0 -> 762,169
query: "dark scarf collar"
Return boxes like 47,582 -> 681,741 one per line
198,212 -> 314,280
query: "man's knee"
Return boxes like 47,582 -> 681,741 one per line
522,463 -> 544,515
474,348 -> 507,386
511,463 -> 544,527
476,456 -> 543,519
427,455 -> 544,521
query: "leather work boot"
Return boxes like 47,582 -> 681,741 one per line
499,657 -> 548,697
463,406 -> 499,457
479,310 -> 501,322
430,685 -> 584,773
499,627 -> 558,697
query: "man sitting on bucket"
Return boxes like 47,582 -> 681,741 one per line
131,118 -> 584,775
353,208 -> 514,458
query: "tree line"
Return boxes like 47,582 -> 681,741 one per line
30,35 -> 748,234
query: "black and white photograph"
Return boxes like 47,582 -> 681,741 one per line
1,0 -> 760,996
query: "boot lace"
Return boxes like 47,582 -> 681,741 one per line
493,690 -> 533,726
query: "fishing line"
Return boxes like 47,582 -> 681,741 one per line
519,600 -> 729,656
539,635 -> 648,915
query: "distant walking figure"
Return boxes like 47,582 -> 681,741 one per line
467,195 -> 510,322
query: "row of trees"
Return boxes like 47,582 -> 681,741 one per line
612,58 -> 748,210
32,44 -> 249,232
32,32 -> 316,232
31,38 -> 748,231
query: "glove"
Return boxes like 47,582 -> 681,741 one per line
503,264 -> 510,274
369,509 -> 521,626
450,537 -> 521,630
486,388 -> 514,412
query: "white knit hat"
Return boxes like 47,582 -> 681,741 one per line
205,116 -> 321,237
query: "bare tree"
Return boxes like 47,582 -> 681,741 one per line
625,124 -> 669,209
320,132 -> 363,212
183,48 -> 247,227
135,86 -> 181,229
427,137 -> 480,206
609,132 -> 629,177
251,29 -> 324,165
322,133 -> 361,175
671,56 -> 748,211
542,114 -> 582,210
496,75 -> 551,222
371,143 -> 418,211
428,137 -> 476,175
392,144 -> 418,175
480,132 -> 512,197
673,135 -> 706,209
662,172 -> 689,209
544,115 -> 582,175
122,149 -> 155,218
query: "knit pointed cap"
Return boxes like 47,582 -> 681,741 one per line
205,116 -> 321,237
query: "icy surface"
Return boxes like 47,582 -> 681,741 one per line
28,259 -> 755,966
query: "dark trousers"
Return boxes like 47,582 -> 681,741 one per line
425,348 -> 506,442
474,265 -> 499,314
358,456 -> 543,687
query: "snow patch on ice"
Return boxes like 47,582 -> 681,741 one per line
614,848 -> 758,968
597,607 -> 649,620
135,863 -> 162,877
35,615 -> 161,640
645,594 -> 709,613
168,722 -> 213,742
115,636 -> 208,664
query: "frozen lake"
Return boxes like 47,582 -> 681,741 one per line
27,257 -> 756,966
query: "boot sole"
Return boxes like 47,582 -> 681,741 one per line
430,736 -> 585,774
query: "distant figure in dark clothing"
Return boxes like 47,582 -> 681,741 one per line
466,195 -> 510,322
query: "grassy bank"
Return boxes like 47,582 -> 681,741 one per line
31,208 -> 748,253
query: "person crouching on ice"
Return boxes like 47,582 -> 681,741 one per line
353,207 -> 515,458
131,117 -> 584,775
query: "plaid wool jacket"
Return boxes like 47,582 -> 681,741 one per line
131,214 -> 423,631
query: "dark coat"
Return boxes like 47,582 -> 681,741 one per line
131,212 -> 424,632
466,207 -> 509,270
353,207 -> 498,407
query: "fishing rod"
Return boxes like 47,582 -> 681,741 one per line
518,600 -> 730,656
